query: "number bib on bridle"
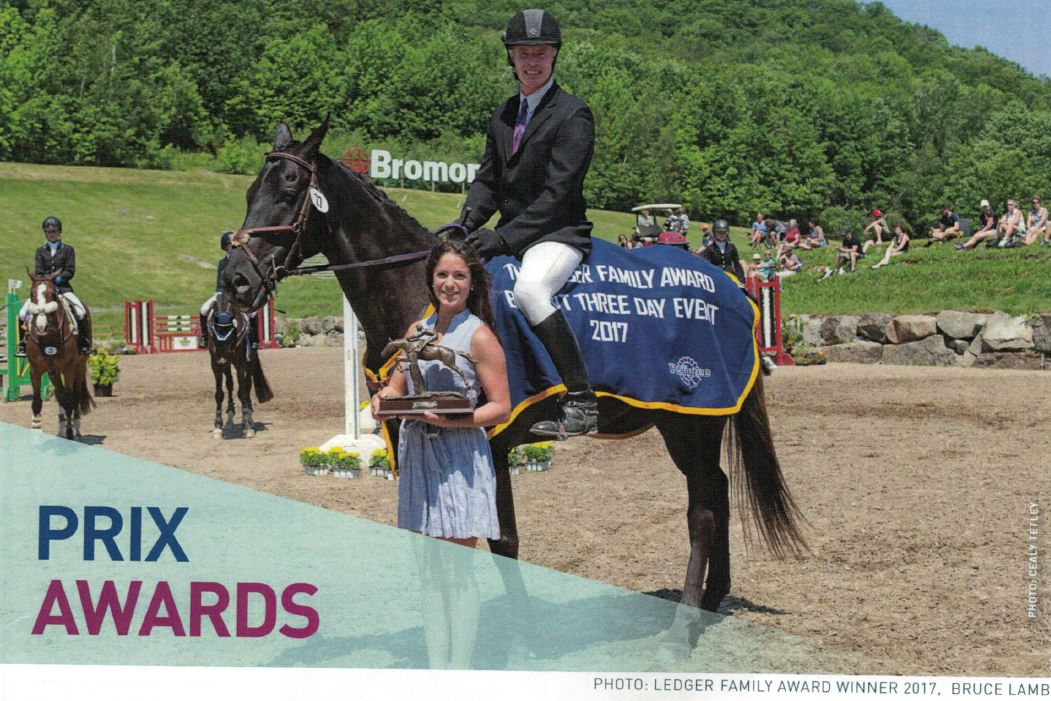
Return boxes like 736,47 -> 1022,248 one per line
487,239 -> 760,433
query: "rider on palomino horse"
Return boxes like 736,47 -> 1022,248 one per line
18,216 -> 92,356
459,8 -> 598,439
200,231 -> 259,350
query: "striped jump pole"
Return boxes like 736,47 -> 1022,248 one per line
745,276 -> 795,366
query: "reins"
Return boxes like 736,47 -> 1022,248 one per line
230,151 -> 431,292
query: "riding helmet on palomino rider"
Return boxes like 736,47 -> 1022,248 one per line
19,216 -> 93,355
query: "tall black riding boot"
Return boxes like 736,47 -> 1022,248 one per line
78,314 -> 93,355
529,311 -> 599,439
248,316 -> 260,350
15,324 -> 27,357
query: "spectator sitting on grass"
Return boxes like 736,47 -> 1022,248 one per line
783,219 -> 801,248
749,212 -> 767,247
955,199 -> 998,251
997,199 -> 1025,248
777,248 -> 803,277
798,219 -> 826,249
863,208 -> 889,245
1026,196 -> 1047,246
924,204 -> 961,247
836,229 -> 862,272
871,224 -> 910,269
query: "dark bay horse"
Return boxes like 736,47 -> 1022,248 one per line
220,122 -> 806,638
23,273 -> 94,438
205,294 -> 273,438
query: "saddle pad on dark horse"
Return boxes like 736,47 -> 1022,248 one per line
487,238 -> 760,421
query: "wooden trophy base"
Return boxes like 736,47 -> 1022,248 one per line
376,393 -> 473,418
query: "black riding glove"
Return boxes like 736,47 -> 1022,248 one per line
434,221 -> 469,241
465,228 -> 508,259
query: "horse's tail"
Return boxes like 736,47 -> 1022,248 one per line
726,372 -> 808,558
77,358 -> 96,416
251,355 -> 274,403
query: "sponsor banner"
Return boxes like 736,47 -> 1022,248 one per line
341,148 -> 480,185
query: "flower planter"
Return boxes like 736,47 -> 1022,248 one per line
508,465 -> 520,476
303,465 -> 329,477
332,467 -> 362,479
524,460 -> 551,472
93,383 -> 114,397
369,466 -> 393,480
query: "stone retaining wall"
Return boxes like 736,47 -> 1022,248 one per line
277,312 -> 1051,370
800,311 -> 1050,369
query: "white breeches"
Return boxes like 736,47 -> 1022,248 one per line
513,241 -> 583,326
20,291 -> 85,322
201,294 -> 256,320
201,294 -> 219,317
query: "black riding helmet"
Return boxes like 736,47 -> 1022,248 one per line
42,216 -> 62,231
220,231 -> 233,250
503,9 -> 562,73
502,9 -> 562,47
713,219 -> 730,234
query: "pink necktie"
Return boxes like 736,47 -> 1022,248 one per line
512,99 -> 528,154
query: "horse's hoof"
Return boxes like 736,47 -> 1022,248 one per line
212,429 -> 223,439
244,428 -> 255,439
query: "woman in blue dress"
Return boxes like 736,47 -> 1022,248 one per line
372,238 -> 511,545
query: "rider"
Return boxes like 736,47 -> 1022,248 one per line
17,216 -> 92,355
698,219 -> 745,280
200,231 -> 260,349
699,220 -> 777,374
460,8 -> 598,439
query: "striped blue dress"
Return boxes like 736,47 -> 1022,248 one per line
396,309 -> 501,540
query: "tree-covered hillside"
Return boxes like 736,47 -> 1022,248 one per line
2,0 -> 1050,230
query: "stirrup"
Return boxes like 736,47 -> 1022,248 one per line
530,398 -> 599,440
15,340 -> 27,357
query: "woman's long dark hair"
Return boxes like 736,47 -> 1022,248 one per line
425,239 -> 497,331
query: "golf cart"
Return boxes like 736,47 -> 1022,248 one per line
630,203 -> 690,250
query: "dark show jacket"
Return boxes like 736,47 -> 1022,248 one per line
464,82 -> 595,257
699,240 -> 745,280
34,241 -> 76,293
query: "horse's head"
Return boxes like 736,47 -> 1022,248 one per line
222,120 -> 329,312
25,270 -> 61,336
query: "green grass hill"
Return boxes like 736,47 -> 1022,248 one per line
2,163 -> 1049,342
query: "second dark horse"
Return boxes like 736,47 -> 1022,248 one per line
205,294 -> 273,438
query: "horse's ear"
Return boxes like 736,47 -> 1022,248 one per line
300,116 -> 329,161
273,123 -> 294,151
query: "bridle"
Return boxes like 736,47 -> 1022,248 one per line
230,150 -> 432,306
25,278 -> 73,349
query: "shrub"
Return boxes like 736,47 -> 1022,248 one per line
507,447 -> 523,467
299,448 -> 326,468
282,321 -> 302,348
369,449 -> 390,470
326,448 -> 361,469
522,442 -> 554,463
87,348 -> 121,386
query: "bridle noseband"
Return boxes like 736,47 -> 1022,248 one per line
230,151 -> 320,298
230,150 -> 431,305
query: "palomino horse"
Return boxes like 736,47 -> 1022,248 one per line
23,272 -> 94,439
220,122 -> 806,645
205,293 -> 273,438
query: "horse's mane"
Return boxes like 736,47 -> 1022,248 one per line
325,154 -> 432,237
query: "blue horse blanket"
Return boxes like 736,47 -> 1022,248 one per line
487,239 -> 759,426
